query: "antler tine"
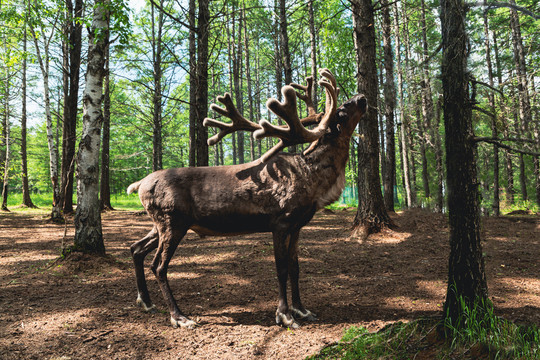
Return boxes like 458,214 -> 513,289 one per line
290,76 -> 317,117
316,68 -> 338,130
203,93 -> 261,146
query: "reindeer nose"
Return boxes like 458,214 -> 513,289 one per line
354,94 -> 367,112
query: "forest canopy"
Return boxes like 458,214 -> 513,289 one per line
0,0 -> 539,214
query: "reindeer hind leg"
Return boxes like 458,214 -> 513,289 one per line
131,226 -> 159,312
153,218 -> 196,329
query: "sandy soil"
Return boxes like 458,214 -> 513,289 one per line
0,209 -> 538,359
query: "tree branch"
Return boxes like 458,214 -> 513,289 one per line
475,138 -> 540,156
468,1 -> 540,20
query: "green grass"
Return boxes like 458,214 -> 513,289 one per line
4,192 -> 143,212
308,298 -> 540,360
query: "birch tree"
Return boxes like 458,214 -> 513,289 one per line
73,0 -> 110,253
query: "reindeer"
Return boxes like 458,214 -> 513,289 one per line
127,69 -> 367,329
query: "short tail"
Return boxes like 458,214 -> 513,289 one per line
127,180 -> 142,195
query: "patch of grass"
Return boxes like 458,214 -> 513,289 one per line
4,192 -> 144,212
501,199 -> 540,215
308,300 -> 540,360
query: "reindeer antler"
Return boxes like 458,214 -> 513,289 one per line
204,69 -> 339,163
203,93 -> 261,146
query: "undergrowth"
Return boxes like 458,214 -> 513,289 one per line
308,299 -> 540,360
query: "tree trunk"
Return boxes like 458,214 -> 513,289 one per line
74,0 -> 109,254
243,7 -> 255,162
61,0 -> 83,215
233,5 -> 245,164
279,0 -> 295,153
393,2 -> 411,208
20,11 -> 35,208
1,66 -> 9,211
100,42 -> 113,211
493,30 -> 514,205
440,0 -> 488,321
483,14 -> 499,216
351,0 -> 392,239
151,0 -> 163,171
509,2 -> 531,202
29,14 -> 62,221
308,0 -> 318,109
434,96 -> 444,212
419,0 -> 433,204
381,0 -> 396,212
196,0 -> 209,167
188,0 -> 197,167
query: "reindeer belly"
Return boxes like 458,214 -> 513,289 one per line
190,213 -> 273,236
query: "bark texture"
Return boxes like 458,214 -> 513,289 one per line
351,0 -> 392,239
440,0 -> 488,320
60,0 -> 83,214
74,0 -> 109,254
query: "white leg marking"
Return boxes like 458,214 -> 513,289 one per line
170,316 -> 197,329
136,293 -> 156,312
276,310 -> 300,329
291,307 -> 317,321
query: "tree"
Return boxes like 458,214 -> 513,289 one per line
73,0 -> 110,254
381,0 -> 396,212
28,0 -> 62,221
60,0 -> 83,214
440,0 -> 488,320
195,0 -> 209,167
351,0 -> 392,239
100,42 -> 113,210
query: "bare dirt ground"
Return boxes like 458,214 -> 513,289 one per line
0,209 -> 539,360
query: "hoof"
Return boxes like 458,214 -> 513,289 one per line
136,295 -> 157,313
170,316 -> 197,329
276,310 -> 300,329
291,307 -> 317,321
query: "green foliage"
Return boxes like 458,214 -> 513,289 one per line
308,312 -> 540,359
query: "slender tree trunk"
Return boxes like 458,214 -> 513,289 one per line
308,0 -> 318,109
151,0 -> 164,171
393,2 -> 411,208
195,0 -> 209,167
61,0 -> 83,215
419,0 -> 433,204
1,67 -> 9,211
483,14 -> 499,216
493,30 -> 514,204
233,5 -> 245,164
29,14 -> 62,221
243,6 -> 255,162
100,43 -> 113,211
416,106 -> 431,202
74,0 -> 109,254
509,2 -> 531,202
20,11 -> 35,208
434,96 -> 444,212
279,0 -> 295,153
188,0 -> 197,167
440,0 -> 488,321
381,0 -> 396,212
351,0 -> 392,239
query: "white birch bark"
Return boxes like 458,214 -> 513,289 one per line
28,6 -> 62,220
73,0 -> 109,253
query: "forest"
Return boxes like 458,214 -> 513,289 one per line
1,0 -> 539,358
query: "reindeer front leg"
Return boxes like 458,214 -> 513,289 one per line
288,231 -> 317,322
272,230 -> 300,329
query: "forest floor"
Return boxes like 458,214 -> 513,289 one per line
0,208 -> 539,359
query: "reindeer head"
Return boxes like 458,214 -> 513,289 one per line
204,69 -> 366,162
